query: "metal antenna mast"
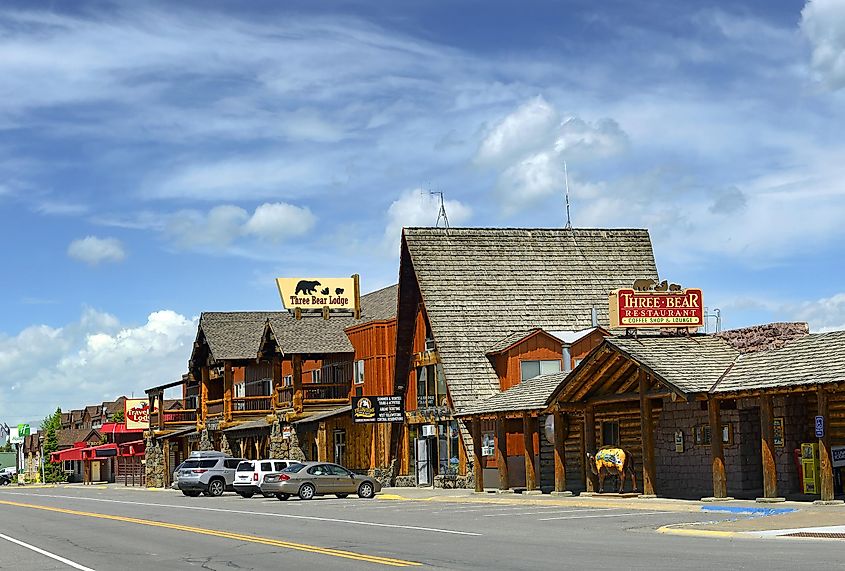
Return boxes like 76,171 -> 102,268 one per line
563,159 -> 572,229
430,191 -> 450,228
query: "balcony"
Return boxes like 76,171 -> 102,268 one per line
302,382 -> 350,404
150,408 -> 197,429
206,399 -> 224,418
232,395 -> 273,415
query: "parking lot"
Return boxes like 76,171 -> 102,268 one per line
0,485 -> 841,570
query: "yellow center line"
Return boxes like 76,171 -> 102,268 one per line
0,499 -> 421,568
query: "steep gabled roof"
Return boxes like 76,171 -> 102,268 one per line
401,227 -> 658,411
715,330 -> 845,394
486,328 -> 545,355
57,428 -> 101,449
607,335 -> 739,395
198,311 -> 281,362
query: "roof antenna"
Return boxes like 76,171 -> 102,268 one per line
430,191 -> 450,229
563,159 -> 572,229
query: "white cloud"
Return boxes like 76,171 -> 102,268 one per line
792,293 -> 845,333
801,0 -> 845,90
0,308 -> 197,425
243,202 -> 316,242
67,236 -> 126,265
383,189 -> 472,254
477,98 -> 629,213
165,202 -> 316,250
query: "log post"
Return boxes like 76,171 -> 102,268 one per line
523,412 -> 537,492
639,372 -> 656,496
317,422 -> 327,462
200,365 -> 210,424
818,387 -> 834,501
495,415 -> 509,491
292,354 -> 303,413
708,398 -> 727,498
272,358 -> 282,411
584,405 -> 597,492
553,409 -> 567,493
760,394 -> 778,498
223,362 -> 233,422
472,415 -> 484,493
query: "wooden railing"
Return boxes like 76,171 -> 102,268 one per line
164,409 -> 197,425
302,382 -> 350,402
232,396 -> 273,414
276,387 -> 293,409
206,399 -> 224,417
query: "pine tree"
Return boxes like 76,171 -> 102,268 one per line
41,407 -> 65,483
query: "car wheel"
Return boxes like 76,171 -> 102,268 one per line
207,478 -> 225,497
275,493 -> 290,501
238,491 -> 254,499
182,490 -> 201,497
357,481 -> 375,499
336,493 -> 349,499
298,483 -> 316,500
262,492 -> 274,498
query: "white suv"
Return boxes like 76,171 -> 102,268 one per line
234,459 -> 302,498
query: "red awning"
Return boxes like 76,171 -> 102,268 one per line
100,423 -> 144,434
51,447 -> 84,462
118,440 -> 146,457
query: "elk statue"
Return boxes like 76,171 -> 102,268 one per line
586,447 -> 638,493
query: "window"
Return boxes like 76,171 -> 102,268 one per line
520,360 -> 561,381
273,462 -> 287,471
260,462 -> 272,471
307,464 -> 330,476
283,375 -> 292,387
281,463 -> 305,473
311,369 -> 322,383
199,460 -> 218,468
601,421 -> 620,447
236,462 -> 254,472
328,464 -> 352,476
334,430 -> 347,466
416,364 -> 447,408
223,459 -> 241,469
354,360 -> 365,385
437,421 -> 461,474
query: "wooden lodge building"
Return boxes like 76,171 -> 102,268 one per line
458,322 -> 845,502
143,285 -> 398,487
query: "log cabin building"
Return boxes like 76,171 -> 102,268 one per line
458,322 -> 845,502
390,227 -> 658,487
143,285 -> 399,487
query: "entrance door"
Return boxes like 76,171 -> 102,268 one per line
333,430 -> 347,466
91,461 -> 101,482
415,438 -> 433,486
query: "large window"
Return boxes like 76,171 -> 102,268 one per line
437,421 -> 461,474
354,360 -> 365,385
520,360 -> 562,381
601,421 -> 620,447
416,364 -> 447,408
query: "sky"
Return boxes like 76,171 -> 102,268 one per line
1,0 -> 844,426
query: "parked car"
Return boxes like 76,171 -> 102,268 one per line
234,459 -> 303,498
170,462 -> 185,490
260,461 -> 381,501
177,455 -> 245,497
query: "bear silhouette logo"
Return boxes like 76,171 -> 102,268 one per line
320,287 -> 330,295
295,280 -> 321,295
335,287 -> 344,295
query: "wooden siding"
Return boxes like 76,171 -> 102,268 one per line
346,318 -> 397,396
320,415 -> 374,471
570,330 -> 608,368
495,333 -> 563,391
404,307 -> 430,412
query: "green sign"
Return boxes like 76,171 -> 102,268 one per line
17,424 -> 30,436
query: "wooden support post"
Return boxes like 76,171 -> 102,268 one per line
162,439 -> 170,488
760,394 -> 778,498
584,405 -> 597,493
317,422 -> 327,462
272,358 -> 282,411
156,391 -> 165,430
708,398 -> 727,498
472,416 -> 484,493
352,273 -> 361,320
495,416 -> 509,491
292,355 -> 303,413
223,362 -> 233,422
553,409 -> 567,493
639,372 -> 656,496
523,412 -> 537,492
818,387 -> 834,501
200,365 -> 210,424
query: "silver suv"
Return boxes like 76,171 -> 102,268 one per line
177,453 -> 245,497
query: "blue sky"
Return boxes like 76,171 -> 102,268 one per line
1,0 -> 844,425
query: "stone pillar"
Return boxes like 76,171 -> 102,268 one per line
288,429 -> 307,462
220,434 -> 233,456
198,428 -> 214,451
144,437 -> 165,488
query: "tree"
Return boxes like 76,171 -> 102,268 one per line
110,410 -> 125,424
41,407 -> 65,483
0,441 -> 11,453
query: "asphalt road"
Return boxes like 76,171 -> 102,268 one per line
0,486 -> 840,570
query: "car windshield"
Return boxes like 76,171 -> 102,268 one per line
236,462 -> 254,472
280,463 -> 305,473
181,460 -> 201,469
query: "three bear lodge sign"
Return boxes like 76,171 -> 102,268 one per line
609,279 -> 704,328
276,276 -> 360,313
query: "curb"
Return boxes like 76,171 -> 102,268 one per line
657,525 -> 741,539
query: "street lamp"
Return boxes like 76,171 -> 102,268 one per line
38,433 -> 45,484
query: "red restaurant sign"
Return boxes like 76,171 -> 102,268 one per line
609,288 -> 704,328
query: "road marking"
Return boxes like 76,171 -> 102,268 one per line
0,499 -> 420,568
538,511 -> 674,521
0,492 -> 481,536
483,508 -> 615,517
0,532 -> 96,571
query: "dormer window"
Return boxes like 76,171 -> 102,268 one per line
520,359 -> 561,381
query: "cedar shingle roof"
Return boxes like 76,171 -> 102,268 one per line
57,428 -> 101,449
715,330 -> 845,394
457,371 -> 571,415
607,336 -> 739,395
403,227 -> 658,411
486,329 -> 544,355
198,285 -> 398,361
102,397 -> 126,416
